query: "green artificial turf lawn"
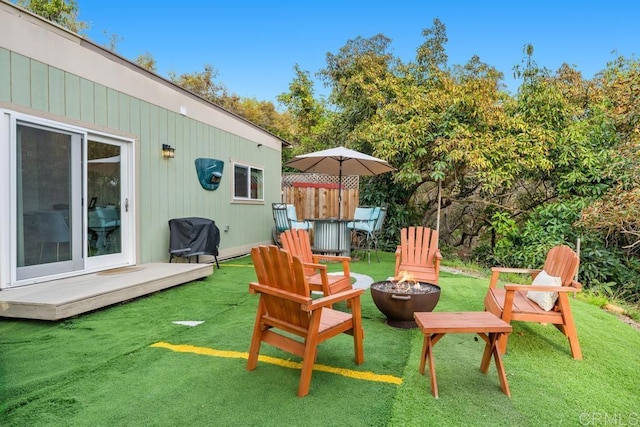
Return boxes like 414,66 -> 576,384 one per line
1,251 -> 638,426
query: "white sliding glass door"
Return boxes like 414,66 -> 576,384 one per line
4,112 -> 134,287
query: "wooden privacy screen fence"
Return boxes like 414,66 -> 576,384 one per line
282,173 -> 359,220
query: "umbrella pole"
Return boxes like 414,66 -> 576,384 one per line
338,161 -> 343,220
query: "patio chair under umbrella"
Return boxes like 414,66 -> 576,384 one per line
285,146 -> 394,219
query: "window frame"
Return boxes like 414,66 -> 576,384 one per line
233,162 -> 264,202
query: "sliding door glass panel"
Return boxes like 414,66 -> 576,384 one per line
16,122 -> 83,280
87,141 -> 121,257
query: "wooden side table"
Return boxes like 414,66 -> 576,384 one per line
414,311 -> 513,398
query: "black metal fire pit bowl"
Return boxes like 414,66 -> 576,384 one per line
370,280 -> 441,328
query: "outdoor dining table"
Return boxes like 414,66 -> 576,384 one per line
306,218 -> 351,256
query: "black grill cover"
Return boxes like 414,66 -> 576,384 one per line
168,217 -> 220,258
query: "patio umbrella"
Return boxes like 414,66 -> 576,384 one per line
285,146 -> 394,219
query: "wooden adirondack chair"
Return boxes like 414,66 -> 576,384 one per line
247,245 -> 365,397
395,227 -> 442,284
484,244 -> 583,359
280,229 -> 352,296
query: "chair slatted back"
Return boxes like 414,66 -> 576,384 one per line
280,229 -> 316,277
400,226 -> 439,267
251,245 -> 310,328
542,245 -> 580,286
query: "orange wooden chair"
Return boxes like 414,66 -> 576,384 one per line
247,245 -> 365,397
395,226 -> 442,284
280,229 -> 352,296
484,244 -> 583,359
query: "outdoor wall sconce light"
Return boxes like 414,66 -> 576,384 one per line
162,144 -> 175,159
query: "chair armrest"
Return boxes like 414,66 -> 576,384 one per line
488,267 -> 541,289
306,288 -> 365,311
433,249 -> 442,283
301,262 -> 333,295
498,282 -> 582,319
491,267 -> 540,275
504,284 -> 582,293
249,282 -> 313,304
313,254 -> 351,263
303,262 -> 327,271
311,255 -> 351,277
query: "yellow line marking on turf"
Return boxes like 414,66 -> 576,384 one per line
151,341 -> 402,385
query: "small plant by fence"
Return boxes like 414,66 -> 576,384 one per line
282,173 -> 359,219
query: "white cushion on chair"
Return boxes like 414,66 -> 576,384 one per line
527,270 -> 561,311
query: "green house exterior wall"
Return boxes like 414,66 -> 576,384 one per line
0,47 -> 281,264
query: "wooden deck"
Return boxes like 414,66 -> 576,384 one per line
0,262 -> 214,321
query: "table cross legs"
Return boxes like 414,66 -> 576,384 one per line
414,311 -> 512,399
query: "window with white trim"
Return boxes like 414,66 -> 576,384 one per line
233,163 -> 263,201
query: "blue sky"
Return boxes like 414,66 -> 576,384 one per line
79,1 -> 639,105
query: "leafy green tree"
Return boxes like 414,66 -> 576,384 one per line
282,21 -> 561,248
17,0 -> 88,33
489,53 -> 639,301
168,65 -> 228,104
168,65 -> 290,138
579,55 -> 640,255
277,65 -> 330,161
350,24 -> 555,248
231,97 -> 294,140
319,33 -> 397,140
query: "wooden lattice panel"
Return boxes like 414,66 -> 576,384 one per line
282,173 -> 359,189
